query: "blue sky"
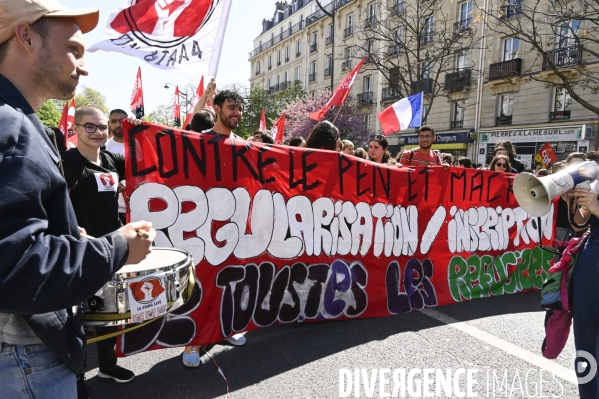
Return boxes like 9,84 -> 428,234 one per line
62,0 -> 274,114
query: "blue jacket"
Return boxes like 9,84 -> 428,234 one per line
0,74 -> 129,373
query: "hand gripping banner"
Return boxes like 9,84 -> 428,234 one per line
117,122 -> 556,356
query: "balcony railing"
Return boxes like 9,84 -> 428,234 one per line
387,45 -> 401,57
309,73 -> 316,82
542,45 -> 583,70
277,60 -> 281,66
499,4 -> 521,19
326,36 -> 334,46
324,67 -> 332,77
451,120 -> 464,129
411,78 -> 434,94
344,26 -> 354,38
248,19 -> 306,60
357,91 -> 374,106
268,65 -> 272,70
280,81 -> 292,91
382,86 -> 402,102
495,115 -> 513,126
489,58 -> 522,80
444,68 -> 471,90
255,70 -> 261,76
364,55 -> 375,64
453,18 -> 472,35
270,84 -> 280,94
296,51 -> 301,57
310,43 -> 318,53
342,60 -> 352,71
285,57 -> 290,62
364,16 -> 376,28
550,110 -> 571,121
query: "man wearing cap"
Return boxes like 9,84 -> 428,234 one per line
0,1 -> 157,397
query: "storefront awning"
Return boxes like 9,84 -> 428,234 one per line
404,143 -> 468,150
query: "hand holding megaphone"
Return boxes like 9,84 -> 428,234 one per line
514,161 -> 599,217
569,188 -> 599,216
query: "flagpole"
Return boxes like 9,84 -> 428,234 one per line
332,103 -> 344,124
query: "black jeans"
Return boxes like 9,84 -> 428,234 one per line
95,325 -> 118,371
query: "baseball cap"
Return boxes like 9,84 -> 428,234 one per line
0,0 -> 99,45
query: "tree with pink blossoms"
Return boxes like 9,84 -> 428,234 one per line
283,90 -> 372,148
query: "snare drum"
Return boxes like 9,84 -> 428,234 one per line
83,247 -> 194,325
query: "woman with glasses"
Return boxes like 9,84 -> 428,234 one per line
488,155 -> 512,172
368,134 -> 395,164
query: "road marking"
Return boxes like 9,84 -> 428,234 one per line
420,308 -> 578,385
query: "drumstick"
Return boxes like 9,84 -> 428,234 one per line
136,229 -> 150,239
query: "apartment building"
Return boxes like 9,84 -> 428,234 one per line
249,0 -> 598,166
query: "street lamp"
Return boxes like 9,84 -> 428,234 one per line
164,83 -> 190,124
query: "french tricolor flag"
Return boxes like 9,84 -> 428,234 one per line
377,92 -> 423,135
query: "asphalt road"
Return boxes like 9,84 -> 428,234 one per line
84,290 -> 581,398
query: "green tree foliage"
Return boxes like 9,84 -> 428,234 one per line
36,100 -> 61,127
74,85 -> 109,114
146,103 -> 175,126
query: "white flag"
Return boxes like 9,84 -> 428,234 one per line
88,0 -> 232,76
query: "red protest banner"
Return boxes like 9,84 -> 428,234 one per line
118,122 -> 556,356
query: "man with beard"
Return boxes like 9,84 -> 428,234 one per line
182,89 -> 248,368
0,1 -> 156,396
399,125 -> 444,167
105,108 -> 128,223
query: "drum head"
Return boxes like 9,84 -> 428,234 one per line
118,247 -> 190,274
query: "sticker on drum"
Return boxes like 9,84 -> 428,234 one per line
127,271 -> 168,323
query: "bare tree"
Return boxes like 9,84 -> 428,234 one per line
344,0 -> 483,121
482,0 -> 599,116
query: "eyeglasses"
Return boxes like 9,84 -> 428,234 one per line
418,134 -> 433,139
369,134 -> 384,140
76,123 -> 109,133
495,163 -> 507,168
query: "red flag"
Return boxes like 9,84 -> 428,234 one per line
259,108 -> 266,130
130,67 -> 144,118
183,76 -> 205,128
59,99 -> 77,148
173,86 -> 181,127
271,113 -> 285,144
309,57 -> 366,121
534,142 -> 558,168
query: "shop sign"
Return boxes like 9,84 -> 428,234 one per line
479,126 -> 584,143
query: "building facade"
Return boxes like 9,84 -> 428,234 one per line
249,0 -> 599,167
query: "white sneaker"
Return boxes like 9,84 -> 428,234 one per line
224,333 -> 246,346
182,346 -> 201,367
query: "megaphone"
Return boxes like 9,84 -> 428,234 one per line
513,161 -> 599,217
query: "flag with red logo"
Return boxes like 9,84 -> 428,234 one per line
259,108 -> 266,130
130,67 -> 144,119
59,99 -> 77,148
534,142 -> 558,169
173,86 -> 181,127
88,0 -> 233,76
309,57 -> 366,121
183,76 -> 205,127
270,113 -> 285,144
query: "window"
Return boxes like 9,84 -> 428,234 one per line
557,20 -> 581,49
452,101 -> 465,128
284,71 -> 289,84
267,78 -> 271,89
268,55 -> 272,69
364,75 -> 372,92
348,14 -> 354,27
296,39 -> 301,56
285,46 -> 290,61
295,66 -> 301,81
499,94 -> 513,116
312,32 -> 318,45
363,114 -> 371,130
457,51 -> 469,70
422,106 -> 429,124
422,61 -> 431,79
255,62 -> 261,75
368,3 -> 376,19
553,88 -> 572,112
503,38 -> 519,61
390,28 -> 403,55
459,1 -> 473,23
422,16 -> 434,45
276,75 -> 280,86
344,47 -> 351,61
277,51 -> 281,65
311,61 -> 317,74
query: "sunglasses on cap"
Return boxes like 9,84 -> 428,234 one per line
369,134 -> 384,140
